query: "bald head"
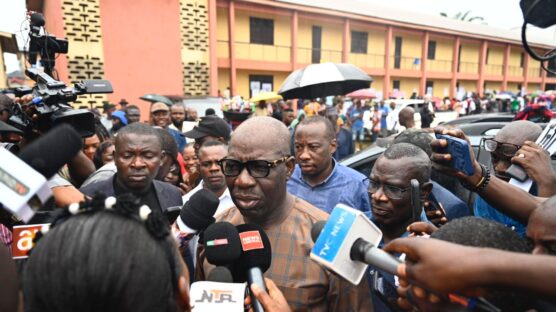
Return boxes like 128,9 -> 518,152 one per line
231,117 -> 290,157
399,107 -> 415,128
495,120 -> 542,146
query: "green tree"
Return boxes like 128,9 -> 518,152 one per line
440,11 -> 486,24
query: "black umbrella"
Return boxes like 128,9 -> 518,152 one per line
139,94 -> 173,106
278,62 -> 372,100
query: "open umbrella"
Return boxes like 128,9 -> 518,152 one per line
249,91 -> 282,103
278,62 -> 372,100
346,88 -> 376,99
495,93 -> 513,100
140,94 -> 173,106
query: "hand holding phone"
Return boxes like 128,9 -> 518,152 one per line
434,134 -> 475,176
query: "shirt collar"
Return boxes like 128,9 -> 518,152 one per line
298,157 -> 338,187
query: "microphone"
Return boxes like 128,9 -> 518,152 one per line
177,189 -> 220,234
204,222 -> 242,266
310,220 -> 326,242
235,224 -> 272,312
310,204 -> 401,285
0,124 -> 82,222
19,123 -> 82,179
207,266 -> 234,283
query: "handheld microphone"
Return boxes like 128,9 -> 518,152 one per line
235,224 -> 272,312
0,124 -> 82,222
310,204 -> 401,285
204,222 -> 242,266
207,266 -> 234,283
177,189 -> 220,235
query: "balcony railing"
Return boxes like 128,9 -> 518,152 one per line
427,59 -> 452,72
350,53 -> 385,69
528,67 -> 541,78
390,56 -> 422,70
297,47 -> 342,64
485,64 -> 503,76
234,41 -> 291,62
507,65 -> 523,77
458,61 -> 479,74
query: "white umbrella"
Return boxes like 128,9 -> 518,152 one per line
278,62 -> 372,100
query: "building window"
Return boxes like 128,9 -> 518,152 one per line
393,80 -> 400,90
250,17 -> 274,45
425,80 -> 434,95
520,52 -> 525,68
249,75 -> 273,98
427,41 -> 436,60
351,31 -> 368,54
394,36 -> 403,69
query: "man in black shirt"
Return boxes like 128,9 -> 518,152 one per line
81,123 -> 182,211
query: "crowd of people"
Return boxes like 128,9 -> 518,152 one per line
1,87 -> 556,312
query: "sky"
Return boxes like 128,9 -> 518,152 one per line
1,0 -> 555,73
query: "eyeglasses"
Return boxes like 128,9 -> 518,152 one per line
367,178 -> 410,200
484,139 -> 521,158
218,156 -> 290,178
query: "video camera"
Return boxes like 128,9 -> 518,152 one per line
7,12 -> 113,138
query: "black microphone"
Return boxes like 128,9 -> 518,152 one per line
207,266 -> 234,283
236,224 -> 272,312
29,12 -> 45,27
204,222 -> 242,266
178,189 -> 220,234
310,220 -> 326,243
19,123 -> 82,179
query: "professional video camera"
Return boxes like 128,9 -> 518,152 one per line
8,12 -> 113,138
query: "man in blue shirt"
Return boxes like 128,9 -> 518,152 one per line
150,102 -> 187,152
287,116 -> 371,214
474,120 -> 543,237
348,100 -> 365,151
379,100 -> 390,137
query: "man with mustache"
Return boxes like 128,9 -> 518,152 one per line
287,116 -> 370,214
474,120 -> 548,237
196,116 -> 372,311
80,122 -> 182,212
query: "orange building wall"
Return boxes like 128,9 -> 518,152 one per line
99,0 -> 185,119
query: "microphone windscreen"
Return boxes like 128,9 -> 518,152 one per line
204,222 -> 242,266
235,224 -> 272,274
207,266 -> 234,283
18,123 -> 82,178
180,189 -> 220,231
311,220 -> 327,243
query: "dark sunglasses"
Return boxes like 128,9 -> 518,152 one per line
484,139 -> 521,158
218,156 -> 290,178
367,178 -> 411,200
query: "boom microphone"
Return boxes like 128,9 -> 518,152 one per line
236,224 -> 272,312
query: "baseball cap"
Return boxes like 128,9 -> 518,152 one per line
151,102 -> 170,113
184,116 -> 231,140
111,110 -> 128,125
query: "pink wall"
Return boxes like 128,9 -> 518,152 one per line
99,0 -> 184,120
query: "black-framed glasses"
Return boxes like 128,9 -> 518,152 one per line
484,139 -> 521,158
367,178 -> 410,200
218,156 -> 290,178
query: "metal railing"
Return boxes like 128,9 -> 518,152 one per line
390,56 -> 422,70
234,41 -> 291,62
427,59 -> 452,72
507,65 -> 523,77
297,47 -> 342,64
485,64 -> 503,76
350,53 -> 385,68
458,61 -> 479,73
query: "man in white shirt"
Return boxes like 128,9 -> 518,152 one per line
182,140 -> 233,214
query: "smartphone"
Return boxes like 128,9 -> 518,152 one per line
435,134 -> 475,176
372,270 -> 403,312
410,179 -> 421,222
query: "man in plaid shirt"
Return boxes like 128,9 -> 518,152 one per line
196,116 -> 372,311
